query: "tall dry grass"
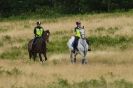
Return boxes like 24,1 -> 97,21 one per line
0,13 -> 133,87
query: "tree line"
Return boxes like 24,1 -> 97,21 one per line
0,0 -> 133,17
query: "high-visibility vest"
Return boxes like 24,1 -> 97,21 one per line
75,28 -> 81,37
36,28 -> 43,37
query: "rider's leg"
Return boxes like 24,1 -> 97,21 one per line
73,36 -> 79,51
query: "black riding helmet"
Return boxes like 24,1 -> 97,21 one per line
76,21 -> 81,25
36,21 -> 41,25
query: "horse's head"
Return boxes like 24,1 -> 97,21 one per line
80,28 -> 85,39
42,30 -> 50,43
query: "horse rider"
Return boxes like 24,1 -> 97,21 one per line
73,21 -> 83,52
32,21 -> 45,50
73,21 -> 91,52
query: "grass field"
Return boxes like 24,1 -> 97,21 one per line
0,12 -> 133,88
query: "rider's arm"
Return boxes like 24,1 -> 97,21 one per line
34,27 -> 36,37
74,27 -> 77,32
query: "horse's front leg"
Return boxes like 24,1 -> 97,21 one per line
81,50 -> 87,64
39,53 -> 44,63
82,57 -> 85,64
70,51 -> 74,63
82,54 -> 87,64
33,53 -> 37,61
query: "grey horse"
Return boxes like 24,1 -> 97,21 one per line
67,28 -> 89,64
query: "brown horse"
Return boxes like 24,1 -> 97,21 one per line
28,30 -> 50,63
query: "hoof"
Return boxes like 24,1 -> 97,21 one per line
72,62 -> 76,64
45,58 -> 47,61
71,61 -> 76,64
74,58 -> 76,63
84,62 -> 88,64
82,59 -> 88,64
88,49 -> 91,51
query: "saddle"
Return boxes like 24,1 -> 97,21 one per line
32,37 -> 42,50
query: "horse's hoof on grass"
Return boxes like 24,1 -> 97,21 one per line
71,62 -> 76,64
82,62 -> 87,64
85,62 -> 87,64
88,49 -> 91,51
40,61 -> 44,64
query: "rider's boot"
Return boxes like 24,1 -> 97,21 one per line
72,37 -> 78,53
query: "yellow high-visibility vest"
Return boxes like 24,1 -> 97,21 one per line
36,28 -> 43,37
75,29 -> 81,37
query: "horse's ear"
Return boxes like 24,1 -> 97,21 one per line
47,30 -> 50,34
45,29 -> 49,32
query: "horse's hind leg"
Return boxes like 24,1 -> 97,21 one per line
82,59 -> 85,64
70,51 -> 77,64
74,53 -> 77,63
70,51 -> 73,63
43,52 -> 47,61
29,51 -> 32,59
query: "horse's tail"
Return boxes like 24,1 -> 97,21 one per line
67,36 -> 75,50
28,39 -> 33,58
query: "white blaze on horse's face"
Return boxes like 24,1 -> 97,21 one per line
80,29 -> 85,39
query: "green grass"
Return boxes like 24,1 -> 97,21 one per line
46,77 -> 133,88
48,30 -> 133,53
89,35 -> 133,50
1,28 -> 133,60
2,35 -> 12,41
0,47 -> 22,60
0,67 -> 22,76
94,27 -> 119,35
0,41 -> 3,47
0,28 -> 9,33
13,77 -> 133,88
48,30 -> 72,53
